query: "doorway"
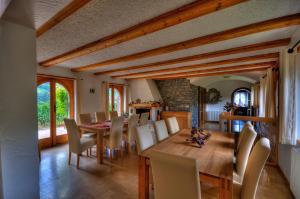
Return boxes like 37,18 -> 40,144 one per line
108,84 -> 124,116
37,76 -> 74,148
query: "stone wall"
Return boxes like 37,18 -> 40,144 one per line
155,79 -> 199,127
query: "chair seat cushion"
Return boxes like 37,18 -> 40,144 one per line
80,137 -> 96,151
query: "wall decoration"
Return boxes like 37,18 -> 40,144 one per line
206,88 -> 222,104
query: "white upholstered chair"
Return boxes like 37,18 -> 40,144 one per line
139,112 -> 150,126
237,121 -> 253,151
124,114 -> 140,151
95,111 -> 106,123
154,120 -> 169,142
109,111 -> 118,120
64,119 -> 96,168
234,138 -> 271,199
136,124 -> 156,155
107,116 -> 124,162
79,113 -> 96,138
166,117 -> 180,134
234,126 -> 257,184
150,150 -> 201,199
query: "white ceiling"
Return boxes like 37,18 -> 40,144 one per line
35,0 -> 300,81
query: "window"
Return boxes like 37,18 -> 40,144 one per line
232,88 -> 251,107
108,84 -> 124,116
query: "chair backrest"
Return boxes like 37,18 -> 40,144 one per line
64,119 -> 80,153
140,112 -> 150,125
236,127 -> 257,183
241,138 -> 271,199
109,116 -> 124,149
154,120 -> 169,142
127,114 -> 140,143
95,112 -> 106,123
237,122 -> 253,151
166,117 -> 180,134
150,150 -> 201,199
79,113 -> 92,124
136,124 -> 156,154
109,111 -> 118,120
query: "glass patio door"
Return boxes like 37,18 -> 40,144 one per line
108,84 -> 124,116
37,76 -> 74,148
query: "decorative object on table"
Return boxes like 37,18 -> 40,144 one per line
223,102 -> 238,112
206,88 -> 222,104
186,128 -> 211,147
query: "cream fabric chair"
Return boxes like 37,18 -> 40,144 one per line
234,127 -> 257,184
79,113 -> 96,138
108,116 -> 124,161
109,111 -> 118,120
64,119 -> 96,168
235,138 -> 271,199
166,117 -> 180,134
140,112 -> 150,125
95,111 -> 106,123
125,114 -> 140,151
136,124 -> 156,155
237,121 -> 253,151
154,120 -> 169,142
150,150 -> 201,199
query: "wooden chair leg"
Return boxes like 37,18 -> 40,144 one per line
77,154 -> 80,169
68,152 -> 71,165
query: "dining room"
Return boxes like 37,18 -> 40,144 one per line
1,0 -> 300,199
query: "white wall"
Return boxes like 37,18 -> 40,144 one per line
205,80 -> 252,112
0,19 -> 39,199
129,79 -> 162,103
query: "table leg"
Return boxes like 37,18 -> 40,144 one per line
219,178 -> 232,199
97,131 -> 104,164
139,156 -> 149,199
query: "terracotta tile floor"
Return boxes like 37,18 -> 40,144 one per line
40,145 -> 293,199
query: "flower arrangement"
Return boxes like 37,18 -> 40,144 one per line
223,102 -> 238,112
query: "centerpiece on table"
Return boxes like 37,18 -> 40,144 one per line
186,128 -> 211,147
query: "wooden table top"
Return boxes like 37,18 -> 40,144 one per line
141,129 -> 234,180
78,119 -> 128,131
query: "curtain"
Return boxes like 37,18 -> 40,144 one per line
124,84 -> 130,113
279,50 -> 300,145
251,84 -> 260,107
101,81 -> 109,117
259,77 -> 266,117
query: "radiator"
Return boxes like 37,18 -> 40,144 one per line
205,111 -> 222,122
291,147 -> 300,198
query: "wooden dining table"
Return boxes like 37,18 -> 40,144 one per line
78,120 -> 128,164
139,129 -> 234,199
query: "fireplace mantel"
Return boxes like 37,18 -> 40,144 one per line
129,103 -> 160,109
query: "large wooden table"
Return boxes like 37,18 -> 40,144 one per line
139,129 -> 234,199
78,120 -> 128,164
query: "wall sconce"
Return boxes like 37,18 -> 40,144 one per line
89,88 -> 95,94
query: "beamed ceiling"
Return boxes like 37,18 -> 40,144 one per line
35,0 -> 300,82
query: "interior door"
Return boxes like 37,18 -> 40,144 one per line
37,76 -> 74,148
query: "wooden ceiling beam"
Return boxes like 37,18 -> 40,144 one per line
37,0 -> 91,37
153,67 -> 270,80
39,0 -> 247,66
73,13 -> 300,72
94,38 -> 289,75
129,61 -> 275,79
112,52 -> 278,78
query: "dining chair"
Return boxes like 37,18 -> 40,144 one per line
139,112 -> 150,126
237,121 -> 253,152
107,116 -> 124,162
109,111 -> 118,120
234,126 -> 257,184
79,113 -> 96,138
95,111 -> 106,123
124,114 -> 140,152
150,150 -> 201,199
64,119 -> 96,168
154,120 -> 169,142
233,137 -> 271,199
136,124 -> 156,155
166,117 -> 180,134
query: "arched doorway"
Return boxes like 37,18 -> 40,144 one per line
37,76 -> 74,148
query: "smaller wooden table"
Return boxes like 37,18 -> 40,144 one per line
139,129 -> 234,199
79,120 -> 127,164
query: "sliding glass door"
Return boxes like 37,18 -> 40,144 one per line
37,76 -> 74,148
